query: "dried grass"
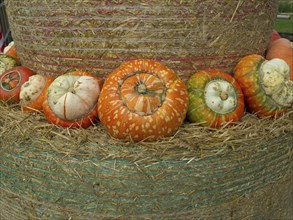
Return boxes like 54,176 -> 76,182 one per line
2,0 -> 292,218
1,101 -> 292,218
1,101 -> 292,162
5,0 -> 279,80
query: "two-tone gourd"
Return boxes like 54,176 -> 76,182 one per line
97,59 -> 188,142
234,54 -> 293,117
43,70 -> 103,128
187,70 -> 245,128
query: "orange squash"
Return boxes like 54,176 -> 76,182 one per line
97,59 -> 188,142
266,38 -> 293,80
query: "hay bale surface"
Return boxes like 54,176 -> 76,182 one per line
5,0 -> 278,79
2,0 -> 292,218
1,101 -> 292,219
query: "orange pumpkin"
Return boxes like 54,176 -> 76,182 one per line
20,75 -> 54,112
97,59 -> 188,142
43,70 -> 103,128
266,38 -> 293,80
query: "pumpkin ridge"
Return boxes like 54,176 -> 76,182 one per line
117,71 -> 168,116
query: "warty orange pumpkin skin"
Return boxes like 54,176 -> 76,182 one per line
43,70 -> 103,128
234,54 -> 293,117
97,59 -> 188,142
187,70 -> 245,128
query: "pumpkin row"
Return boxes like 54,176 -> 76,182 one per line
1,39 -> 292,142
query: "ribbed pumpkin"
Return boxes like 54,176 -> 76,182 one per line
97,59 -> 188,142
187,70 -> 245,128
234,54 -> 293,117
43,70 -> 103,128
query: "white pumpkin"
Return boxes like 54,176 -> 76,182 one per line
47,73 -> 101,121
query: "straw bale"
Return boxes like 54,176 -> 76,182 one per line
5,0 -> 279,80
2,0 -> 292,218
0,101 -> 292,218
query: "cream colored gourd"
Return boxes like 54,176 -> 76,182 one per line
20,75 -> 47,106
205,79 -> 237,114
47,74 -> 100,120
259,58 -> 293,107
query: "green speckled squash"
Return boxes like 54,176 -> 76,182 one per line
187,70 -> 245,128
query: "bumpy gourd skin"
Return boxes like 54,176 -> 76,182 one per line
0,54 -> 20,74
259,58 -> 293,107
187,70 -> 245,128
234,54 -> 292,117
97,59 -> 188,142
20,75 -> 54,112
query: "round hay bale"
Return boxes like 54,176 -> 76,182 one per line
0,101 -> 293,219
2,0 -> 292,219
5,0 -> 278,80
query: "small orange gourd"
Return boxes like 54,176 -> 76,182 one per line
266,38 -> 293,80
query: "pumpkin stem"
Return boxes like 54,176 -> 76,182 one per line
220,91 -> 228,100
137,83 -> 147,94
68,87 -> 76,94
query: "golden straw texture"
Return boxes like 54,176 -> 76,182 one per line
1,101 -> 292,219
6,0 -> 278,80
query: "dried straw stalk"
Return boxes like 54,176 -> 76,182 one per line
1,101 -> 292,162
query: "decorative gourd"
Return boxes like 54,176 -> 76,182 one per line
97,59 -> 188,142
266,38 -> 293,80
187,70 -> 245,128
0,53 -> 20,74
0,66 -> 34,102
43,70 -> 103,128
3,41 -> 19,61
20,75 -> 54,112
234,54 -> 293,117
